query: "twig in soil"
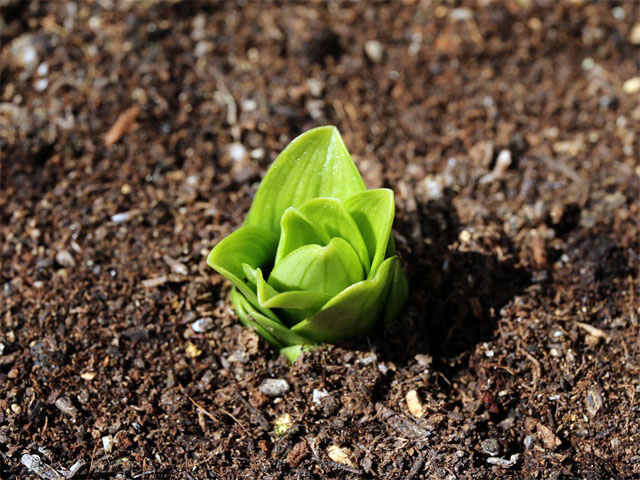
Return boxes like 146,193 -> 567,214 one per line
325,460 -> 364,475
478,362 -> 518,376
104,105 -> 141,147
133,470 -> 156,478
20,453 -> 65,480
180,387 -> 215,421
518,347 -> 541,393
376,405 -> 432,444
405,452 -> 425,480
211,68 -> 237,131
235,393 -> 270,430
529,154 -> 586,185
180,386 -> 249,435
219,408 -> 249,435
303,436 -> 327,473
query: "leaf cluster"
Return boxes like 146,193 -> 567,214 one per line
208,126 -> 407,361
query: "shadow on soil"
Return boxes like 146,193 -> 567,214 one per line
359,189 -> 531,370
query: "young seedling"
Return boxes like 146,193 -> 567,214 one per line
207,126 -> 408,361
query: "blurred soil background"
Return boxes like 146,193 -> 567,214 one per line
1,1 -> 639,478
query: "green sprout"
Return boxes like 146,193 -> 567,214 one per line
207,126 -> 408,361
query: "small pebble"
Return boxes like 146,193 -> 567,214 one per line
111,211 -> 132,223
306,78 -> 324,96
229,143 -> 247,162
481,438 -> 501,456
10,34 -> 39,71
312,388 -> 329,404
364,39 -> 384,63
416,176 -> 443,201
102,435 -> 114,453
611,7 -> 625,20
414,354 -> 431,367
241,98 -> 257,111
194,40 -> 213,57
450,8 -> 473,21
459,230 -> 472,243
629,23 -> 640,45
524,434 -> 535,449
33,78 -> 48,92
11,403 -> 22,414
55,396 -> 79,417
250,148 -> 265,160
88,16 -> 102,30
359,353 -> 377,365
582,57 -> 595,70
191,317 -> 214,333
76,389 -> 90,404
259,378 -> 289,397
36,62 -> 48,76
622,77 -> 640,95
56,250 -> 76,268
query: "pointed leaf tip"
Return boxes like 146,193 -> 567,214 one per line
244,126 -> 366,234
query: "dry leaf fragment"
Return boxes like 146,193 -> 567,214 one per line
185,341 -> 202,358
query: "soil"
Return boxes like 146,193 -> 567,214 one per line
1,1 -> 639,479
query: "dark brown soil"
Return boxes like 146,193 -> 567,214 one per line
1,1 -> 639,479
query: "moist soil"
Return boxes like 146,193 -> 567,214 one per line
1,1 -> 639,479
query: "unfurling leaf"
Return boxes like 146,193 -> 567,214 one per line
208,126 -> 408,361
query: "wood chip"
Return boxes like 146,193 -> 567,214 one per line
104,105 -> 140,147
55,397 -> 78,417
406,390 -> 425,418
142,276 -> 168,288
327,445 -> 354,467
575,321 -> 610,342
536,422 -> 561,450
21,454 -> 65,480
